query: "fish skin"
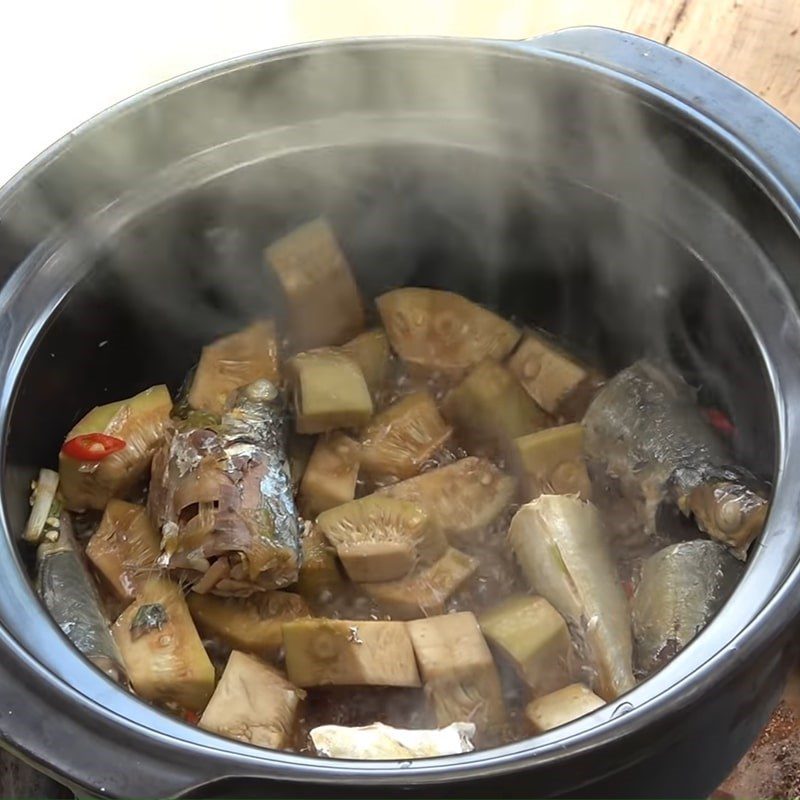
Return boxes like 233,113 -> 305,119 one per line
632,539 -> 742,676
583,360 -> 766,555
36,512 -> 124,682
149,380 -> 301,595
509,495 -> 635,701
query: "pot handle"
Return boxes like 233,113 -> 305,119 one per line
519,26 -> 800,204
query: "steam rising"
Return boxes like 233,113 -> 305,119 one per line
0,39 -> 773,475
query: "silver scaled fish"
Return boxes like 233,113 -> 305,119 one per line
36,511 -> 124,682
632,539 -> 742,675
148,379 -> 301,595
583,359 -> 768,559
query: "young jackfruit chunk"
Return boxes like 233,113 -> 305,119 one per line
289,349 -> 373,434
187,591 -> 310,657
85,500 -> 161,604
297,434 -> 360,519
524,683 -> 605,733
378,457 -> 516,543
187,320 -> 280,415
199,652 -> 302,750
296,524 -> 346,602
507,331 -> 598,418
359,392 -> 452,482
407,612 -> 506,733
112,577 -> 215,712
361,547 -> 478,619
442,359 -> 550,450
317,496 -> 447,582
377,288 -> 520,378
59,385 -> 172,511
282,618 -> 421,688
511,424 -> 591,502
288,433 -> 316,495
341,329 -> 392,401
265,218 -> 364,350
479,595 -> 571,694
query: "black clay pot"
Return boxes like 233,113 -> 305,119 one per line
1,28 -> 800,799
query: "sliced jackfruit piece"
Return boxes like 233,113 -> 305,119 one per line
507,331 -> 600,419
288,433 -> 317,495
289,349 -> 373,434
359,392 -> 452,482
318,495 -> 447,582
187,591 -> 310,658
479,595 -> 571,694
377,288 -> 520,379
442,359 -> 550,450
199,651 -> 302,750
297,434 -> 360,518
407,612 -> 506,734
511,423 -> 591,502
524,683 -> 605,733
282,618 -> 421,688
341,328 -> 392,401
296,524 -> 346,602
378,457 -> 516,543
112,577 -> 215,712
59,385 -> 172,511
361,547 -> 478,619
187,320 -> 280,415
265,218 -> 364,350
85,500 -> 161,604
336,541 -> 416,584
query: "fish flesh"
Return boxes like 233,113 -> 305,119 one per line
310,721 -> 476,759
148,379 -> 301,595
632,539 -> 742,675
310,721 -> 475,759
36,511 -> 124,682
583,360 -> 768,558
509,495 -> 635,700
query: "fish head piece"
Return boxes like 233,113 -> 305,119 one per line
688,480 -> 768,559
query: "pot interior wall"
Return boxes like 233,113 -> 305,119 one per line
4,142 -> 774,549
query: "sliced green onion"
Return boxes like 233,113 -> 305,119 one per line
23,469 -> 60,544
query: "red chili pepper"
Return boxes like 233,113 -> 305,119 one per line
621,578 -> 635,601
703,407 -> 735,437
61,433 -> 126,461
183,710 -> 200,725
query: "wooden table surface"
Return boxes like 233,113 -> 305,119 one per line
562,0 -> 800,124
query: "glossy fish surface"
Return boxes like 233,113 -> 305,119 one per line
632,539 -> 742,675
583,360 -> 767,557
149,380 -> 301,595
509,495 -> 635,700
36,512 -> 124,681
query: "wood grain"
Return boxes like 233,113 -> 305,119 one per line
668,0 -> 800,122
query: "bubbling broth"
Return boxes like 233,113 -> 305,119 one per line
25,217 -> 767,760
